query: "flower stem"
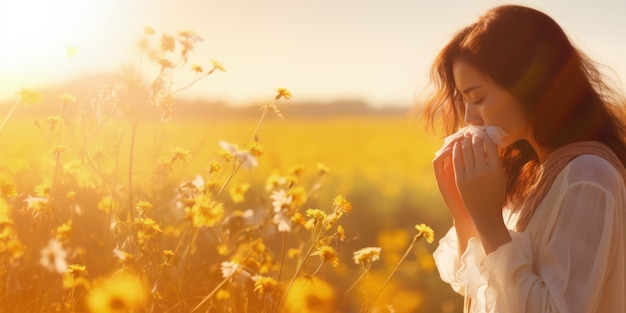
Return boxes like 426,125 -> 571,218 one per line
367,234 -> 420,312
0,98 -> 20,134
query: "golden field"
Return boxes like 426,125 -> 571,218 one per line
0,28 -> 462,313
0,111 -> 462,312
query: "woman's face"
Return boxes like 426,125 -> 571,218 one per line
452,59 -> 530,147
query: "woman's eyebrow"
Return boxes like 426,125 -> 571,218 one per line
461,85 -> 482,95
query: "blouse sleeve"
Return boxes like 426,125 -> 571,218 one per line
484,181 -> 621,312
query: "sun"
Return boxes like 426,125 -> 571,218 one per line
0,0 -> 95,99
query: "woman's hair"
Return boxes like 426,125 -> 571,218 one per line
421,4 -> 626,207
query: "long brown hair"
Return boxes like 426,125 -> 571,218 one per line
420,5 -> 626,210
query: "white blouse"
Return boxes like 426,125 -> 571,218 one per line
433,154 -> 626,312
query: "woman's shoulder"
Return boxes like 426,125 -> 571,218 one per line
565,154 -> 625,191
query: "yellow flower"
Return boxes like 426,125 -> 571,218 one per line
207,160 -> 222,174
86,272 -> 147,313
287,186 -> 307,209
415,223 -> 435,244
246,142 -> 264,158
56,220 -> 72,241
187,195 -> 225,228
306,208 -> 327,221
136,200 -> 153,215
63,264 -> 89,289
191,64 -> 203,73
160,33 -> 175,52
0,181 -> 17,197
332,195 -> 352,215
253,275 -> 281,297
210,59 -> 226,72
313,245 -> 339,267
229,183 -> 250,204
317,162 -> 331,175
353,247 -> 381,265
336,225 -> 346,242
275,87 -> 292,100
144,25 -> 155,35
59,93 -> 77,104
34,183 -> 51,197
67,191 -> 76,200
287,248 -> 301,259
45,116 -> 63,132
170,146 -> 192,164
48,145 -> 69,155
97,196 -> 119,213
18,88 -> 42,105
66,45 -> 80,58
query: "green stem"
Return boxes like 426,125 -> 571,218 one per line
0,98 -> 20,133
367,234 -> 420,312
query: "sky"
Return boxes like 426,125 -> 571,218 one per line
1,0 -> 625,108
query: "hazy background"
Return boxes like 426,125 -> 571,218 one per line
1,0 -> 625,108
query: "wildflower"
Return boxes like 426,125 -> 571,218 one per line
211,59 -> 226,72
275,87 -> 292,100
265,171 -> 287,191
34,183 -> 51,197
272,211 -> 292,232
0,181 -> 17,197
286,186 -> 307,209
191,64 -> 203,73
220,261 -> 240,278
187,195 -> 225,228
246,142 -> 264,158
207,160 -> 222,174
63,264 -> 89,289
144,25 -> 155,35
160,33 -> 175,52
253,275 -> 281,297
158,58 -> 174,68
306,208 -> 326,221
332,194 -> 352,215
67,191 -> 76,200
317,162 -> 331,175
313,245 -> 339,267
24,195 -> 48,212
86,272 -> 147,313
56,220 -> 72,241
59,93 -> 77,104
287,248 -> 301,259
97,196 -> 120,213
218,141 -> 258,169
353,247 -> 382,265
415,223 -> 435,244
229,183 -> 250,204
271,189 -> 292,212
18,88 -> 42,105
336,225 -> 346,242
66,45 -> 80,58
40,239 -> 68,273
49,145 -> 69,155
288,164 -> 305,176
136,200 -> 153,215
45,116 -> 63,132
170,146 -> 192,164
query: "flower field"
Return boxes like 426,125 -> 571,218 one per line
0,28 -> 462,313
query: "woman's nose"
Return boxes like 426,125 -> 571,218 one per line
464,104 -> 483,125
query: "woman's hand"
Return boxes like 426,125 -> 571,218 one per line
433,136 -> 471,221
452,132 -> 511,253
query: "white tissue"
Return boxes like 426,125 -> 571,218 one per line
434,125 -> 508,157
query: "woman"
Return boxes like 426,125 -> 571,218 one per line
421,4 -> 626,312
